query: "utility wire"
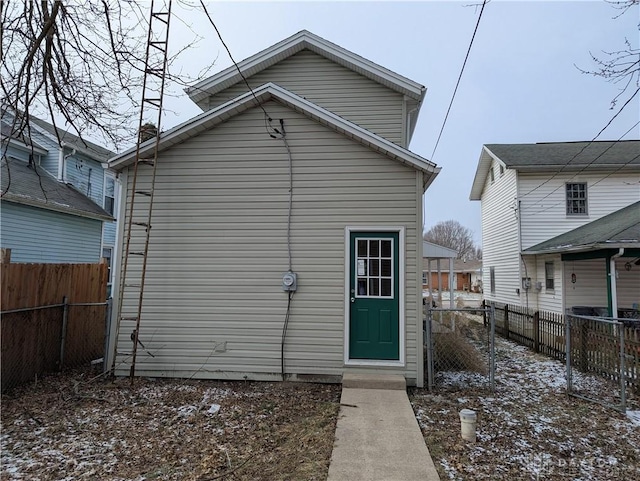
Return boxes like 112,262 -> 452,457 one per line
431,0 -> 487,160
520,87 -> 640,200
199,0 -> 275,126
525,121 -> 640,217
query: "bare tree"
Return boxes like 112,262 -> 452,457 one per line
424,220 -> 481,261
0,1 -> 214,153
576,0 -> 639,111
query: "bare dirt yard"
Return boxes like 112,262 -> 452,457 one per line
410,334 -> 640,480
1,374 -> 341,481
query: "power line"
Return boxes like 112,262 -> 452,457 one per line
520,86 -> 640,200
198,0 -> 276,130
431,0 -> 487,160
524,122 -> 640,217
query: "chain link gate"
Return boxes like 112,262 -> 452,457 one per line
425,305 -> 495,391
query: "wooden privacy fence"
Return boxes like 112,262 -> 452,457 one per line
486,301 -> 640,392
1,262 -> 109,392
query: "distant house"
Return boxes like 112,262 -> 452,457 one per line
470,141 -> 640,316
107,30 -> 440,387
422,259 -> 482,292
1,114 -> 118,292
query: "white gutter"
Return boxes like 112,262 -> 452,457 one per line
57,144 -> 65,180
610,248 -> 624,317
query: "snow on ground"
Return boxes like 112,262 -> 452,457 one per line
411,335 -> 640,480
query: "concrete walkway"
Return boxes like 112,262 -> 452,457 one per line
327,374 -> 440,481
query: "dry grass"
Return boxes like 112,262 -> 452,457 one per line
1,372 -> 341,480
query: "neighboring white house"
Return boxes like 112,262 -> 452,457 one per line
107,31 -> 440,386
470,140 -> 640,316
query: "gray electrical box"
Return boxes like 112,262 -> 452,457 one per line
282,271 -> 297,292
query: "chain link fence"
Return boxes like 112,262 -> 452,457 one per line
424,305 -> 495,391
1,299 -> 111,392
566,314 -> 639,412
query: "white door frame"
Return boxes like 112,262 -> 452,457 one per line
344,226 -> 405,367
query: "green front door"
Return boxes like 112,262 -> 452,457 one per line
349,232 -> 400,360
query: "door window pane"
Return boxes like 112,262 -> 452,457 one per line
358,240 -> 368,257
381,240 -> 391,258
381,278 -> 392,297
369,240 -> 379,257
355,237 -> 394,299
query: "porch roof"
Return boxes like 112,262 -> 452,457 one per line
523,201 -> 640,255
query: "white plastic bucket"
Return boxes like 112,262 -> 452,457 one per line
459,409 -> 477,442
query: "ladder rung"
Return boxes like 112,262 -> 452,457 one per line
144,98 -> 162,107
132,222 -> 150,228
150,41 -> 167,50
121,316 -> 139,321
130,252 -> 146,256
138,158 -> 156,166
135,190 -> 152,196
124,283 -> 141,288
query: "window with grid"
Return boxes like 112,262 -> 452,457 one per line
566,183 -> 587,215
356,238 -> 393,298
422,271 -> 428,285
545,261 -> 555,291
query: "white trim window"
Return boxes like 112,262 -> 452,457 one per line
545,261 -> 555,291
566,182 -> 587,215
104,174 -> 116,216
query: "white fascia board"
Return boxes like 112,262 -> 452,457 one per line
109,83 -> 440,181
5,137 -> 48,156
469,146 -> 501,201
524,242 -> 640,256
186,30 -> 425,106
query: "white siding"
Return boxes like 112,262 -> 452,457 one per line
204,50 -> 405,146
518,171 -> 640,250
564,258 -> 640,314
531,254 -> 563,313
111,101 -> 420,383
480,160 -> 522,305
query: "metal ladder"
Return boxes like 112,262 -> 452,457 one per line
112,0 -> 172,381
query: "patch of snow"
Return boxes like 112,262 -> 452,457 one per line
207,404 -> 221,415
626,410 -> 640,426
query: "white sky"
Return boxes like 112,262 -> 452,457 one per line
161,0 -> 639,243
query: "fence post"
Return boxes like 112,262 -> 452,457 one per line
504,304 -> 510,340
482,299 -> 486,327
580,319 -> 588,372
566,316 -> 572,395
533,311 -> 540,353
490,303 -> 496,392
425,310 -> 434,392
103,298 -> 113,373
59,296 -> 69,371
620,323 -> 626,412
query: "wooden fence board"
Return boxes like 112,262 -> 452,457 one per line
1,262 -> 108,391
487,301 -> 639,392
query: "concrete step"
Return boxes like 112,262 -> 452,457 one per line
341,373 -> 406,390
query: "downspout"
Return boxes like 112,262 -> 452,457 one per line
57,145 -> 65,180
607,248 -> 624,317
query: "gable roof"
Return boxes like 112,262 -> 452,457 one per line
1,119 -> 48,155
186,30 -> 426,107
1,157 -> 113,221
109,83 -> 440,189
523,201 -> 640,255
470,140 -> 640,201
29,116 -> 115,162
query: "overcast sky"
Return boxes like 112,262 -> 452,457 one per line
162,0 -> 639,244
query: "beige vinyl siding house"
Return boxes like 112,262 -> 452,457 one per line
108,34 -> 439,387
187,30 -> 424,149
199,50 -> 406,146
471,141 -> 640,315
